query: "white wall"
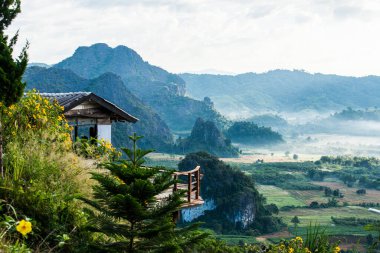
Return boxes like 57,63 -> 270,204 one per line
97,124 -> 112,143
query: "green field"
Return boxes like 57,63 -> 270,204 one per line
280,206 -> 380,237
215,235 -> 258,245
257,185 -> 305,207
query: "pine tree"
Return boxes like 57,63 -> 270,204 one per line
81,134 -> 207,253
0,0 -> 28,176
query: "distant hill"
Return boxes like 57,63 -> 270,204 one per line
226,121 -> 284,146
176,118 -> 239,158
247,114 -> 288,128
24,66 -> 174,151
331,107 -> 380,121
54,43 -> 225,131
181,70 -> 380,118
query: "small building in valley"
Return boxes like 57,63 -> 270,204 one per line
41,92 -> 138,142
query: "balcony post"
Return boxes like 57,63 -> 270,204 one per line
196,169 -> 200,199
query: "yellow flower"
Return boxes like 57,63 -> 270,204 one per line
334,246 -> 341,253
16,220 -> 32,236
295,236 -> 303,243
288,248 -> 294,253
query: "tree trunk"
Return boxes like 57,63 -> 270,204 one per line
0,121 -> 3,178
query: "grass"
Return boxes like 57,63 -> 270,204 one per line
257,185 -> 305,207
215,235 -> 258,245
287,189 -> 327,205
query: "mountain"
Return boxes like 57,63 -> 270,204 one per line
176,118 -> 239,158
54,43 -> 226,131
24,66 -> 174,151
180,70 -> 380,118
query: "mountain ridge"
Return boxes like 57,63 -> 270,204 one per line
181,70 -> 380,119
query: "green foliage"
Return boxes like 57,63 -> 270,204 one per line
0,0 -> 28,107
81,134 -> 207,252
242,162 -> 322,191
316,156 -> 380,190
292,216 -> 301,224
226,121 -> 283,145
178,152 -> 283,234
331,217 -> 379,227
304,224 -> 339,253
73,137 -> 121,162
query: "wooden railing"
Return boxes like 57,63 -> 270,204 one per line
173,166 -> 201,205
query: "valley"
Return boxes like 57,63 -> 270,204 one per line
147,151 -> 380,251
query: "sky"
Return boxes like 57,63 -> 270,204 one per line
7,0 -> 380,76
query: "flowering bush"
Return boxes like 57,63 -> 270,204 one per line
1,90 -> 72,151
73,137 -> 121,162
239,236 -> 340,253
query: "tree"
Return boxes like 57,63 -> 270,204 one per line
81,134 -> 207,252
293,154 -> 299,160
309,201 -> 319,208
324,187 -> 332,197
0,0 -> 28,177
291,216 -> 300,235
357,189 -> 367,195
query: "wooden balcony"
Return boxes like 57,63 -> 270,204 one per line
156,166 -> 204,209
173,166 -> 204,208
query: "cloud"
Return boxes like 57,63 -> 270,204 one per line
247,5 -> 276,19
6,0 -> 380,76
333,5 -> 372,21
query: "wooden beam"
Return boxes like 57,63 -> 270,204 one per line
188,173 -> 192,203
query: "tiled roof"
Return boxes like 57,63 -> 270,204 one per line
40,92 -> 92,109
40,92 -> 138,123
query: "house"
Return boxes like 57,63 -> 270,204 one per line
41,92 -> 138,142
